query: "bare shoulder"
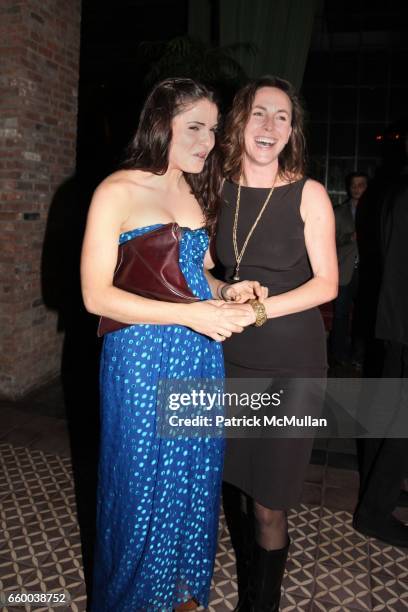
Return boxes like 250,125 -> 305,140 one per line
300,179 -> 333,221
90,170 -> 152,219
302,178 -> 329,199
95,170 -> 150,202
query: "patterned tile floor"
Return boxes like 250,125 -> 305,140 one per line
1,385 -> 408,611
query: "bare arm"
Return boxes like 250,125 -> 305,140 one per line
263,180 -> 338,319
203,250 -> 226,298
80,180 -> 254,340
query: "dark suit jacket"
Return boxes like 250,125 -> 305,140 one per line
376,175 -> 408,345
334,199 -> 358,286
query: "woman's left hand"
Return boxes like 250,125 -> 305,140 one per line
222,280 -> 268,303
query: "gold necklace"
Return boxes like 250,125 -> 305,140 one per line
232,174 -> 278,281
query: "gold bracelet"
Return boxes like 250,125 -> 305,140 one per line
248,299 -> 268,327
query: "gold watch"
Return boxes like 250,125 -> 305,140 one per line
248,299 -> 268,327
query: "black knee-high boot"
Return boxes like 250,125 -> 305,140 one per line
247,539 -> 289,611
222,484 -> 253,611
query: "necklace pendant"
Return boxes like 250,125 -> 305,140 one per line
232,273 -> 240,282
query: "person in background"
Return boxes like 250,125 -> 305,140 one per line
329,172 -> 368,367
354,125 -> 408,548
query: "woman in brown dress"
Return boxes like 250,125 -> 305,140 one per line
214,76 -> 338,610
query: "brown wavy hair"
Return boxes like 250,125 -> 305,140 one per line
223,75 -> 306,182
121,77 -> 222,235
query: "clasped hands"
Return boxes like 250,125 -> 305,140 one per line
203,280 -> 268,341
189,281 -> 268,342
219,280 -> 268,305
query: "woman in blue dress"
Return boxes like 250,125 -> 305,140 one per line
81,78 -> 264,611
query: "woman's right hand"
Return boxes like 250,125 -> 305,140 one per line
181,300 -> 255,342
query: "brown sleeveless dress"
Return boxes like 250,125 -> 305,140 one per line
215,178 -> 327,509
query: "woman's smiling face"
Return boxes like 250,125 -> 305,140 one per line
243,86 -> 293,169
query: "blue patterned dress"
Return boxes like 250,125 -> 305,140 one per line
91,225 -> 225,612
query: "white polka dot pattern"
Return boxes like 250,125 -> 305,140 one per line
91,225 -> 225,611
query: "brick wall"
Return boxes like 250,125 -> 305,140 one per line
0,0 -> 81,398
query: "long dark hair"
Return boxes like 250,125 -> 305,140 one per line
121,78 -> 222,235
223,75 -> 306,182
